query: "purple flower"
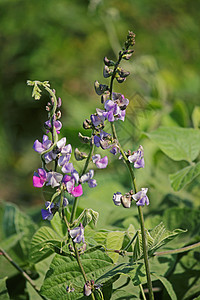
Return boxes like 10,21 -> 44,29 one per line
45,119 -> 62,134
33,168 -> 47,187
61,162 -> 74,174
132,188 -> 149,206
128,145 -> 144,169
69,223 -> 85,243
41,201 -> 56,221
113,192 -> 122,206
33,135 -> 52,154
110,146 -> 119,155
63,175 -> 83,197
90,114 -> 103,127
92,154 -> 108,169
80,170 -> 97,188
112,92 -> 129,110
46,171 -> 63,188
93,130 -> 111,149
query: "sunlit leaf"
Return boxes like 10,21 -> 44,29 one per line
40,246 -> 113,300
151,273 -> 177,300
169,162 -> 200,191
145,127 -> 200,162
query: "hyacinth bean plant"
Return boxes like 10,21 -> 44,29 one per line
1,31 -> 200,300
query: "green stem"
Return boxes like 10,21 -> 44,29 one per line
70,142 -> 95,224
154,241 -> 200,256
0,248 -> 47,300
139,283 -> 147,300
137,206 -> 154,300
110,122 -> 154,300
73,243 -> 95,300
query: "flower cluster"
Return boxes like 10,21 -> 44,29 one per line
30,81 -> 108,221
113,188 -> 149,207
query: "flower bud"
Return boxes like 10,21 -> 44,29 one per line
78,132 -> 91,144
122,49 -> 134,60
84,281 -> 92,296
121,193 -> 132,208
57,97 -> 62,108
83,119 -> 92,130
116,76 -> 126,83
101,91 -> 110,104
103,65 -> 113,78
118,67 -> 130,78
74,148 -> 88,161
56,110 -> 61,119
94,80 -> 109,96
103,56 -> 115,67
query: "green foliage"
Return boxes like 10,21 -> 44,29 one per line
2,203 -> 38,262
133,222 -> 185,261
40,246 -> 113,300
169,161 -> 200,191
0,277 -> 9,300
151,273 -> 177,300
145,127 -> 200,162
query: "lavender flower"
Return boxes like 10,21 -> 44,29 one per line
80,170 -> 97,188
113,192 -> 122,206
41,201 -> 56,221
128,145 -> 144,169
33,168 -> 47,188
69,223 -> 85,243
92,154 -> 108,169
46,171 -> 63,188
132,188 -> 149,206
45,118 -> 62,134
33,135 -> 53,163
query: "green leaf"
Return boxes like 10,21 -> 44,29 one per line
0,232 -> 23,251
29,226 -> 63,263
192,106 -> 200,129
169,162 -> 200,191
3,203 -> 38,259
145,127 -> 200,162
133,223 -> 185,260
106,231 -> 125,263
151,273 -> 177,300
50,212 -> 67,237
0,277 -> 9,300
40,247 -> 113,299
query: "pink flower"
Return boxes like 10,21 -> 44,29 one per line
33,168 -> 47,187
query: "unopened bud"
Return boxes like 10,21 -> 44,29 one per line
103,65 -> 113,78
83,119 -> 92,130
84,281 -> 92,296
121,193 -> 132,208
116,76 -> 126,83
94,80 -> 109,96
101,91 -> 110,103
122,49 -> 134,60
56,110 -> 61,119
57,97 -> 62,108
118,68 -> 130,78
103,56 -> 115,67
74,148 -> 88,161
78,132 -> 91,144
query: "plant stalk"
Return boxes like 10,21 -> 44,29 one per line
0,248 -> 47,300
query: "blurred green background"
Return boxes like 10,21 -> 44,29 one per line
0,0 -> 199,215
